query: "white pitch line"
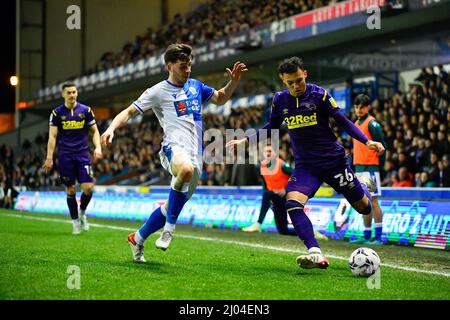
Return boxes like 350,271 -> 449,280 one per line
3,212 -> 450,278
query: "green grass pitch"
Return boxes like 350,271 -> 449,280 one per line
0,208 -> 449,300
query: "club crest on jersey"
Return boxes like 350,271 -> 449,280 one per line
188,87 -> 197,95
78,113 -> 85,119
61,116 -> 66,120
283,108 -> 289,115
177,101 -> 187,115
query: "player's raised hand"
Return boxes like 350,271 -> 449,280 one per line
42,158 -> 53,172
101,130 -> 114,147
366,140 -> 385,155
226,61 -> 248,81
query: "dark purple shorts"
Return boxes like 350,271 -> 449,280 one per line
58,153 -> 94,187
286,164 -> 365,203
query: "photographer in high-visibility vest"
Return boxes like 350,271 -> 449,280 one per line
242,145 -> 328,240
350,94 -> 386,245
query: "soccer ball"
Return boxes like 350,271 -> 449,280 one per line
348,247 -> 381,277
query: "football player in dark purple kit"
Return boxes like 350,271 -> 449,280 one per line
227,57 -> 384,270
42,83 -> 102,235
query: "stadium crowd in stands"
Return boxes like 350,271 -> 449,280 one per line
88,0 -> 338,76
1,65 -> 449,203
338,65 -> 450,188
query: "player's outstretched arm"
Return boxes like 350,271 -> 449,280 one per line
210,61 -> 248,106
225,137 -> 248,149
101,105 -> 138,147
226,98 -> 283,150
332,111 -> 385,156
42,126 -> 58,172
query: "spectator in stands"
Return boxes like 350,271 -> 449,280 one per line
85,0 -> 333,77
424,152 -> 440,185
391,167 -> 414,187
436,130 -> 449,156
438,65 -> 448,82
10,63 -> 450,191
418,171 -> 437,188
395,151 -> 416,173
413,138 -> 429,170
439,155 -> 450,187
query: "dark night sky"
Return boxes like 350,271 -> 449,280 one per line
0,1 -> 15,113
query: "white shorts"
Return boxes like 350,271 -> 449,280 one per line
357,171 -> 382,197
159,143 -> 202,199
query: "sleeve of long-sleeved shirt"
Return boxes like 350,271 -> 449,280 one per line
332,110 -> 369,145
248,93 -> 284,141
281,161 -> 293,175
368,120 -> 386,146
323,91 -> 369,144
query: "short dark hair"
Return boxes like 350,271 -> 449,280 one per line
354,94 -> 371,107
61,82 -> 76,92
164,44 -> 193,64
278,57 -> 305,75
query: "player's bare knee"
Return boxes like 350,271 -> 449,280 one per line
66,186 -> 76,196
82,184 -> 94,195
178,164 -> 194,182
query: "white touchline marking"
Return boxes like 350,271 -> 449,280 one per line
3,212 -> 450,278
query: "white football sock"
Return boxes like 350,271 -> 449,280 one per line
163,223 -> 176,233
160,205 -> 167,217
134,231 -> 145,245
308,247 -> 322,254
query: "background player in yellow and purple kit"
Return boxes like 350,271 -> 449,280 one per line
42,83 -> 102,234
227,57 -> 384,270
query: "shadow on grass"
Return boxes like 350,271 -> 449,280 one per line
112,259 -> 175,274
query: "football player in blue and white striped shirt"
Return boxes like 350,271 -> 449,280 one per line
101,44 -> 247,262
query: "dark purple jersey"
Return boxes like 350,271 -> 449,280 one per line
266,84 -> 368,170
49,103 -> 96,155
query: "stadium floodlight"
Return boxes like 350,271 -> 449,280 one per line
10,76 -> 18,86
